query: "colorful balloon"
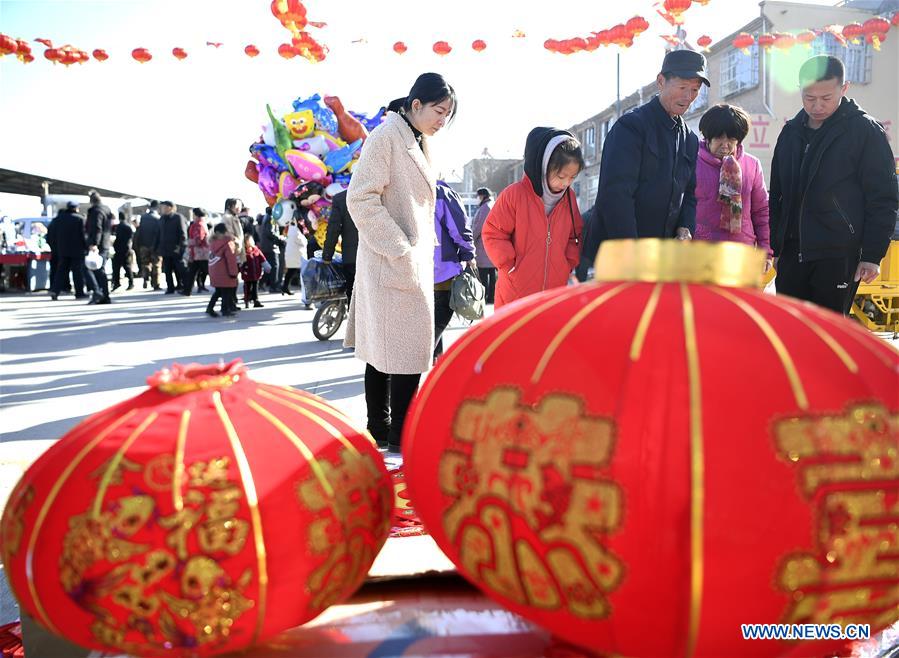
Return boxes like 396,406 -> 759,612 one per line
284,149 -> 328,182
292,94 -> 339,136
282,109 -> 315,140
323,95 -> 368,144
323,139 -> 362,174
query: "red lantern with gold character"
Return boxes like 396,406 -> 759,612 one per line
131,47 -> 152,63
404,240 -> 899,658
0,360 -> 392,657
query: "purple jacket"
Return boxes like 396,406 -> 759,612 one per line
434,182 -> 475,284
695,142 -> 772,256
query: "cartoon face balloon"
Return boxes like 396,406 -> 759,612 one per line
273,199 -> 298,227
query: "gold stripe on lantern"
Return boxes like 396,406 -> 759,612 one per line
630,283 -> 664,362
92,413 -> 159,518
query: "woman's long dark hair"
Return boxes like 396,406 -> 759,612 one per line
388,72 -> 457,122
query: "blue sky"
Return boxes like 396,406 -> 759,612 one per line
0,0 -> 826,215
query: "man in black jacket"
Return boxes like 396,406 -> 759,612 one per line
257,208 -> 284,293
112,212 -> 135,291
159,201 -> 188,294
322,190 -> 358,304
770,55 -> 897,315
584,50 -> 707,266
49,201 -> 87,300
84,190 -> 114,304
135,201 -> 162,289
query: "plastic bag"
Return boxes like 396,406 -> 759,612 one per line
449,267 -> 485,321
302,257 -> 345,302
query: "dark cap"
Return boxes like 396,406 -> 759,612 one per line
160,200 -> 174,207
66,200 -> 79,209
661,50 -> 710,87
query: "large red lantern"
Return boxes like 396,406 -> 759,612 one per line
432,40 -> 452,55
244,44 -> 260,57
892,11 -> 899,28
663,0 -> 692,24
172,47 -> 188,60
843,22 -> 865,43
1,361 -> 391,657
403,240 -> 899,658
92,48 -> 109,62
472,39 -> 487,52
392,41 -> 407,54
758,32 -> 776,50
131,47 -> 152,63
863,17 -> 890,50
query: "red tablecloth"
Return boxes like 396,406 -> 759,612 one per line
0,253 -> 51,265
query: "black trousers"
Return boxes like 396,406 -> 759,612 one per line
52,256 -> 85,296
283,267 -> 300,290
364,363 -> 421,451
243,280 -> 259,303
776,246 -> 861,315
183,260 -> 208,293
84,251 -> 110,300
478,267 -> 497,304
163,254 -> 187,292
111,250 -> 133,288
207,287 -> 237,315
434,289 -> 454,359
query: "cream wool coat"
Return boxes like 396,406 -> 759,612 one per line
345,111 -> 437,374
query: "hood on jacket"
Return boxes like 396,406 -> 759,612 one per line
523,127 -> 575,197
785,97 -> 865,133
210,236 -> 233,256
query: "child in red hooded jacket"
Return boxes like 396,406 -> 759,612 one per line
206,223 -> 238,317
483,128 -> 584,308
240,235 -> 269,308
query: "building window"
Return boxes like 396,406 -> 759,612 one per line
811,33 -> 872,84
585,125 -> 596,148
720,44 -> 760,97
691,83 -> 709,113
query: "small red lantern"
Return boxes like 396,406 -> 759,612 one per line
392,41 -> 407,54
21,52 -> 34,63
92,48 -> 108,62
626,16 -> 650,36
663,0 -> 692,24
863,17 -> 890,50
773,32 -> 796,51
172,47 -> 188,60
796,30 -> 817,47
0,34 -> 17,56
404,240 -> 899,658
595,30 -> 611,47
131,47 -> 152,63
43,47 -> 60,62
697,34 -> 713,50
892,11 -> 899,28
568,37 -> 588,53
543,39 -> 558,53
432,40 -> 452,55
15,39 -> 31,62
277,43 -> 297,59
0,360 -> 391,657
843,22 -> 865,43
59,48 -> 79,67
732,32 -> 755,53
472,39 -> 487,52
244,44 -> 260,57
757,32 -> 776,50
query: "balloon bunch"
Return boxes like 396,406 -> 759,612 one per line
544,16 -> 649,54
245,94 -> 385,245
270,0 -> 327,63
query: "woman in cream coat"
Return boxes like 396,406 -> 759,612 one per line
346,72 -> 456,453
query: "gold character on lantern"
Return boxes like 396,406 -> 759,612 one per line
1,483 -> 34,560
198,487 -> 250,555
775,403 -> 899,629
439,388 -> 625,619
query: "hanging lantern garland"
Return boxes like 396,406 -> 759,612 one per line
544,15 -> 648,55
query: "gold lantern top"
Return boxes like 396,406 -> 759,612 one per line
594,239 -> 767,288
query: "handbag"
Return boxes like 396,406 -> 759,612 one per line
450,266 -> 485,321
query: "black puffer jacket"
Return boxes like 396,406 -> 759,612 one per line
769,98 -> 898,263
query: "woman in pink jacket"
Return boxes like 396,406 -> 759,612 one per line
483,127 -> 584,309
695,104 -> 772,272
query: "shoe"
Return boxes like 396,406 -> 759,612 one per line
87,297 -> 98,305
97,297 -> 111,305
127,284 -> 134,290
50,293 -> 58,301
206,309 -> 219,317
222,310 -> 234,317
244,300 -> 249,309
387,442 -> 402,454
142,280 -> 148,289
198,286 -> 208,292
253,301 -> 264,308
75,294 -> 88,299
164,289 -> 175,295
152,286 -> 161,291
281,288 -> 294,296
178,290 -> 190,296
112,283 -> 121,291
304,303 -> 313,310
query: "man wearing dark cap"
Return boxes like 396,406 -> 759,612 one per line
49,201 -> 87,301
135,200 -> 162,289
584,49 -> 709,267
159,201 -> 189,294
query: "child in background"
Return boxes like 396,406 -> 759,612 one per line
482,128 -> 584,308
206,223 -> 238,317
240,235 -> 268,308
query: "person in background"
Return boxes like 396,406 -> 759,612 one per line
206,223 -> 238,317
184,207 -> 210,295
159,201 -> 189,295
769,55 -> 897,314
471,187 -> 496,304
283,214 -> 308,300
84,190 -> 114,304
49,201 -> 87,301
483,128 -> 584,308
111,210 -> 135,290
322,189 -> 359,304
258,207 -> 283,294
693,104 -> 772,270
223,198 -> 246,265
240,235 -> 268,308
433,181 -> 475,359
135,200 -> 162,290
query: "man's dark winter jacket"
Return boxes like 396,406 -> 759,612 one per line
322,191 -> 359,264
86,204 -> 115,252
769,98 -> 898,263
53,210 -> 87,258
160,212 -> 188,256
135,211 -> 162,251
584,95 -> 699,264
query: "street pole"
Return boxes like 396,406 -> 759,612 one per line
616,51 -> 621,119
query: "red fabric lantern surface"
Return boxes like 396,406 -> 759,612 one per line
392,41 -> 407,54
472,39 -> 487,52
758,32 -> 776,49
244,44 -> 260,57
278,43 -> 297,59
0,34 -> 17,56
626,16 -> 649,36
0,360 -> 392,657
433,40 -> 452,55
403,240 -> 899,658
697,34 -> 713,50
172,47 -> 188,60
796,30 -> 817,46
843,22 -> 865,43
733,32 -> 756,52
92,48 -> 109,62
863,17 -> 890,50
608,23 -> 632,47
132,47 -> 152,63
773,32 -> 796,51
663,0 -> 692,23
43,47 -> 60,63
